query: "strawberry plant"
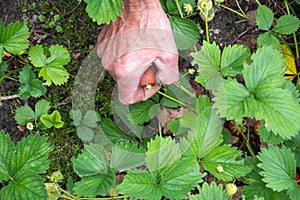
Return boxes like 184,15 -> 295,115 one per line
0,130 -> 53,200
0,19 -> 70,131
15,99 -> 64,130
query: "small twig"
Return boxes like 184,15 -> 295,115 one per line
5,77 -> 18,82
230,24 -> 257,45
0,94 -> 19,101
52,97 -> 71,108
64,0 -> 82,17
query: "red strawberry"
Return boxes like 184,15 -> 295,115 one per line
140,67 -> 156,87
254,120 -> 261,136
228,121 -> 245,136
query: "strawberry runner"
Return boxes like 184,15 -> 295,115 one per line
97,0 -> 179,105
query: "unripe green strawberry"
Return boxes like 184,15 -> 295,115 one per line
226,183 -> 238,196
140,67 -> 156,87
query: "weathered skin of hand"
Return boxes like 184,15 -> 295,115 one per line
97,0 -> 178,105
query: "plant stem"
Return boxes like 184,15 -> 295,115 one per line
17,54 -> 29,64
193,46 -> 198,52
174,0 -> 184,18
284,0 -> 299,60
205,19 -> 210,43
235,0 -> 246,18
174,82 -> 194,97
293,33 -> 299,60
55,183 -> 130,200
157,90 -> 196,111
159,122 -> 162,137
241,131 -> 256,158
218,4 -> 255,24
0,68 -> 22,82
255,0 -> 261,6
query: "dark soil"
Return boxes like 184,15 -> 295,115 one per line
0,0 -> 28,142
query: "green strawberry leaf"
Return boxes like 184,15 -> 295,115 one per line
220,44 -> 251,76
273,15 -> 300,34
34,99 -> 51,118
118,170 -> 162,200
256,5 -> 274,31
72,144 -> 114,197
10,134 -> 53,175
111,93 -> 145,138
159,158 -> 205,199
83,0 -> 124,25
167,112 -> 197,136
257,32 -> 280,48
288,185 -> 300,200
129,100 -> 158,125
258,122 -> 284,144
257,145 -> 296,192
0,171 -> 48,200
169,16 -> 200,50
110,142 -> 145,171
69,110 -> 97,142
14,100 -> 51,125
18,65 -> 46,99
40,110 -> 64,128
76,125 -> 94,143
73,172 -> 115,197
213,46 -> 300,139
255,88 -> 300,139
213,77 -> 255,120
0,61 -> 8,83
191,41 -> 222,91
183,104 -> 223,159
243,157 -> 290,200
0,132 -> 52,200
243,179 -> 290,200
81,110 -> 98,128
118,158 -> 204,200
202,144 -> 252,181
72,144 -> 109,176
286,132 -> 300,166
0,131 -> 14,182
0,21 -> 29,63
145,135 -> 181,172
28,45 -> 70,86
243,45 -> 285,92
69,109 -> 82,126
99,118 -> 137,144
15,105 -> 36,125
189,182 -> 231,200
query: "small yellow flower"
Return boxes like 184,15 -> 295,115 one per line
183,4 -> 193,15
226,183 -> 238,196
26,122 -> 34,130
